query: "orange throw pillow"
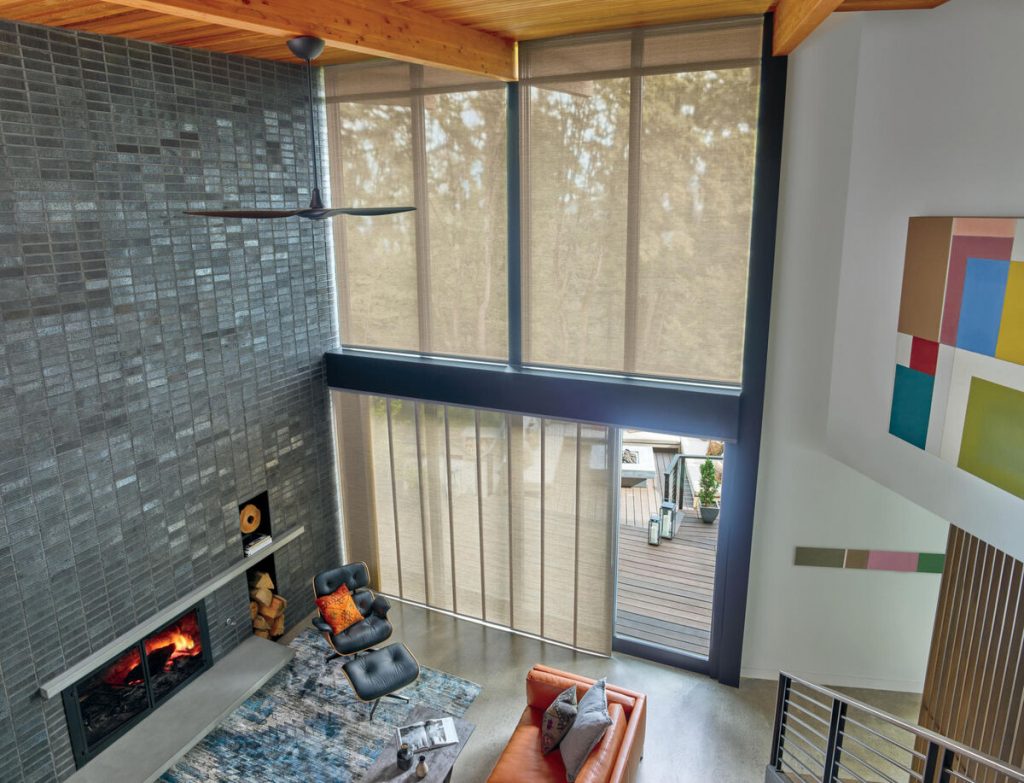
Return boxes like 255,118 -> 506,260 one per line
315,584 -> 363,635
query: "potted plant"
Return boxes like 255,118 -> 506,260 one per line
697,458 -> 720,523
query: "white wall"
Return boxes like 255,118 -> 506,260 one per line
826,0 -> 1024,561
742,9 -> 957,692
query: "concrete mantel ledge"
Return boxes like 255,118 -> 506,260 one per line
39,525 -> 306,699
67,635 -> 293,783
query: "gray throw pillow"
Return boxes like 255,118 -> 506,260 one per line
559,678 -> 612,782
541,684 -> 578,754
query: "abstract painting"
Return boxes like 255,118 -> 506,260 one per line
890,217 -> 1024,500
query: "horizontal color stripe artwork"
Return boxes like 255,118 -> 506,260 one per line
890,216 -> 1024,501
794,547 -> 945,574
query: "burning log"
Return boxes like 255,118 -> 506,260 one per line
146,645 -> 176,675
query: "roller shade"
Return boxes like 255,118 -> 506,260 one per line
520,18 -> 762,384
324,62 -> 508,360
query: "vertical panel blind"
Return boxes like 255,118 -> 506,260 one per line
324,62 -> 508,360
333,391 -> 616,654
520,19 -> 763,384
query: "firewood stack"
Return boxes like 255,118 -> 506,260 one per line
248,571 -> 287,639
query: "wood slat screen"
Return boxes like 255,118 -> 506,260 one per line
919,525 -> 1024,781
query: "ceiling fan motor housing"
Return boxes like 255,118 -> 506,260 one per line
287,36 -> 325,63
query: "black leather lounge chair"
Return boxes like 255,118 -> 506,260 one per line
312,562 -> 393,659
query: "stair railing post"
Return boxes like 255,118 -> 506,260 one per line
770,673 -> 791,770
822,697 -> 848,782
677,456 -> 684,507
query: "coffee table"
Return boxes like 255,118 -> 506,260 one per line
360,705 -> 475,783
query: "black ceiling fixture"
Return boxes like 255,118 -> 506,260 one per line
184,36 -> 414,221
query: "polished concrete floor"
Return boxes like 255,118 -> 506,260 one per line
287,602 -> 921,783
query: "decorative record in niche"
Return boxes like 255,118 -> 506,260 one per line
238,491 -> 272,557
239,504 -> 261,535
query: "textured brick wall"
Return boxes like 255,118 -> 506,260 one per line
0,21 -> 340,781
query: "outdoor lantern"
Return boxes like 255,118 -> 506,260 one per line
660,500 -> 677,539
648,515 -> 661,546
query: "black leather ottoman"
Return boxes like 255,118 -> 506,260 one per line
342,642 -> 419,720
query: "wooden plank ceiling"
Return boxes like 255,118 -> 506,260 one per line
0,0 -> 949,79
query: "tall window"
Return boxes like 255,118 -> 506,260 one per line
324,63 -> 508,360
323,17 -> 780,683
334,392 -> 616,654
521,20 -> 761,384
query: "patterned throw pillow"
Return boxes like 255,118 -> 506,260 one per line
541,684 -> 578,754
315,584 -> 363,635
560,679 -> 612,783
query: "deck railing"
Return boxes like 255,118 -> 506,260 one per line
769,672 -> 1024,783
663,453 -> 723,510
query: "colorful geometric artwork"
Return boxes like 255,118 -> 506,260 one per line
794,547 -> 945,574
996,262 -> 1024,365
890,217 -> 1024,501
889,365 -> 933,449
958,377 -> 1024,500
957,258 -> 1010,356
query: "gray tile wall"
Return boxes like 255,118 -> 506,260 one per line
0,20 -> 340,782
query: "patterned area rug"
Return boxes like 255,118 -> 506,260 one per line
161,630 -> 481,782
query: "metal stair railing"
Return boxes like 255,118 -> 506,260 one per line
662,452 -> 722,510
769,672 -> 1024,783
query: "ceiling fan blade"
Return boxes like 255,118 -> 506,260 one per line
183,208 -> 305,218
297,206 -> 417,220
186,39 -> 415,226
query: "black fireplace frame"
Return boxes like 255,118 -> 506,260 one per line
62,602 -> 214,769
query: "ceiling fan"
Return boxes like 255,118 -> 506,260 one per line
184,36 -> 414,221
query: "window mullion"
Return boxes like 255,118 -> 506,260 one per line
411,65 -> 432,354
623,32 -> 644,374
508,82 -> 524,369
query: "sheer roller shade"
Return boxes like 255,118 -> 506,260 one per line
324,62 -> 508,360
520,19 -> 762,384
333,391 -> 616,655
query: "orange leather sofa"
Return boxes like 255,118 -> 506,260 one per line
486,665 -> 647,783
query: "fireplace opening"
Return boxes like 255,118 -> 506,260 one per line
62,603 -> 213,768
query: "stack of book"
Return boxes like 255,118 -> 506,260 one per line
244,534 -> 273,558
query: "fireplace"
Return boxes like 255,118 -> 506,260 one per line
62,603 -> 213,768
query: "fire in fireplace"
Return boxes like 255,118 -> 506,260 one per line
62,604 -> 213,769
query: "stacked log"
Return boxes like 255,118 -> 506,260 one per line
248,571 -> 287,639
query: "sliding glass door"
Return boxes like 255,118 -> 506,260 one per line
613,430 -> 724,666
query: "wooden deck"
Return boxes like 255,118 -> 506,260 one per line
616,449 -> 718,658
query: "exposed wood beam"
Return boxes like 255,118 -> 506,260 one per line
97,0 -> 517,80
773,0 -> 844,54
838,0 -> 948,9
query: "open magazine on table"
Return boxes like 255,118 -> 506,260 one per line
396,716 -> 459,752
